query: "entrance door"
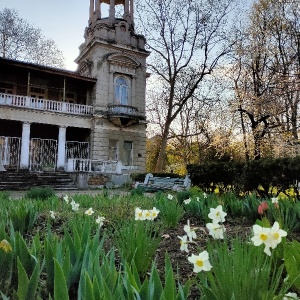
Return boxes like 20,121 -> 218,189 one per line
30,138 -> 57,171
0,136 -> 21,169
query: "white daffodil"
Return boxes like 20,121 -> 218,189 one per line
144,210 -> 152,220
135,207 -> 145,220
167,194 -> 174,200
85,207 -> 94,216
206,222 -> 226,239
283,292 -> 299,300
196,197 -> 200,202
271,197 -> 279,204
251,224 -> 274,256
149,207 -> 160,220
269,221 -> 287,249
251,224 -> 272,247
178,235 -> 189,252
50,210 -> 55,219
203,192 -> 208,198
96,216 -> 105,227
63,195 -> 69,204
188,251 -> 212,273
184,219 -> 197,241
208,205 -> 227,223
183,198 -> 192,205
70,200 -> 79,211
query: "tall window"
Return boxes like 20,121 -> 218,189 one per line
115,77 -> 128,105
124,141 -> 133,166
109,140 -> 118,160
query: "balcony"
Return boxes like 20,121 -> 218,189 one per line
107,104 -> 145,127
0,93 -> 94,116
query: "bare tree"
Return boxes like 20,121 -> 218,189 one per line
136,0 -> 236,172
230,0 -> 300,159
0,8 -> 65,68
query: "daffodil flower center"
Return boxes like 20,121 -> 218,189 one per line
260,233 -> 268,241
196,260 -> 203,267
273,233 -> 280,240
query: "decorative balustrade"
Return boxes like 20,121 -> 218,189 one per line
107,104 -> 143,117
66,158 -> 137,174
0,93 -> 94,116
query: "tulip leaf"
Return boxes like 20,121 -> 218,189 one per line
54,259 -> 69,300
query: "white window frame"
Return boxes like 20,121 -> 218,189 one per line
114,75 -> 130,105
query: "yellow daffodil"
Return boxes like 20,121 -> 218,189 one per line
188,250 -> 212,273
0,239 -> 12,253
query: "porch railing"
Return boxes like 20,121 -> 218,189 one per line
0,93 -> 94,116
66,159 -> 137,174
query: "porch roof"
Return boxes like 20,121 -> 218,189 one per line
0,57 -> 97,83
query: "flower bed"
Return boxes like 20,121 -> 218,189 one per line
0,188 -> 300,299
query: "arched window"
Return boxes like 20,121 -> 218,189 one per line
115,77 -> 128,105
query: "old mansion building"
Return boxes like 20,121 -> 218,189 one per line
0,0 -> 149,186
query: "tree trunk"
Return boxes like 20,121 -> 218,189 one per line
155,120 -> 171,172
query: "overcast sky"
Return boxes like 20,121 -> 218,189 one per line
0,0 -> 95,70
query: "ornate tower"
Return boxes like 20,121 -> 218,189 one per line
75,0 -> 149,172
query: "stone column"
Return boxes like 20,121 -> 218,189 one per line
0,145 -> 6,171
109,0 -> 115,22
20,122 -> 31,170
95,0 -> 101,19
109,72 -> 114,103
125,0 -> 129,15
131,76 -> 136,106
89,0 -> 94,23
57,126 -> 67,170
130,0 -> 134,20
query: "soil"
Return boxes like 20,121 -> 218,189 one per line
154,216 -> 254,299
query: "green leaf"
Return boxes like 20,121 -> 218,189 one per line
0,291 -> 10,300
284,241 -> 300,292
17,257 -> 29,300
54,259 -> 69,300
84,273 -> 95,300
26,259 -> 41,300
161,253 -> 175,300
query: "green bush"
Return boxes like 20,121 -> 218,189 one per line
187,157 -> 300,197
25,186 -> 55,200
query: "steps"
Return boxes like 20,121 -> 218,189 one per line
0,171 -> 77,191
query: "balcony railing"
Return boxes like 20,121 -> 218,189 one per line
107,104 -> 143,118
0,93 -> 94,116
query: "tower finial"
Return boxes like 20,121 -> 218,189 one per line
89,0 -> 134,25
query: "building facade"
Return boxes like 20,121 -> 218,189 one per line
0,0 -> 149,180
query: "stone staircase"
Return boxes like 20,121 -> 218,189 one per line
0,171 -> 78,191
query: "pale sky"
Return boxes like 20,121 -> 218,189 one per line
0,0 -> 96,71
